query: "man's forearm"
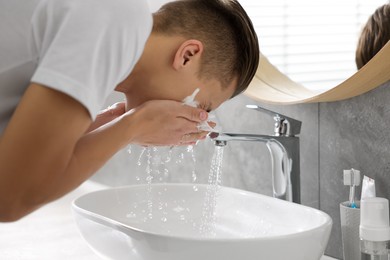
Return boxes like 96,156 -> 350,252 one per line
0,84 -> 134,221
47,113 -> 135,202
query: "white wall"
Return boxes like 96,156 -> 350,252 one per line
146,0 -> 173,12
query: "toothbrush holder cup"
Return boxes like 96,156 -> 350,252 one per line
340,201 -> 361,260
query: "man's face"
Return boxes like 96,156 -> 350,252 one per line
120,68 -> 237,113
172,75 -> 235,112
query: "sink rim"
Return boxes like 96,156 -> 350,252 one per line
72,183 -> 332,242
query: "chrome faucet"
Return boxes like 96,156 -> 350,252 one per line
210,105 -> 302,204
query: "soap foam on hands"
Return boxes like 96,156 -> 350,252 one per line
182,88 -> 220,133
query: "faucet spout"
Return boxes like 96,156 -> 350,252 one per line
210,132 -> 301,204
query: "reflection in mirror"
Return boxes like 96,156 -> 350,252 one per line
239,0 -> 387,91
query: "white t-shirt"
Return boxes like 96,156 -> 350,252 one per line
0,0 -> 152,134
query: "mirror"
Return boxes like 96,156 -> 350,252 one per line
239,0 -> 387,92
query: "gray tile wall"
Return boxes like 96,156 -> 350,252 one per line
319,81 -> 390,258
91,80 -> 390,259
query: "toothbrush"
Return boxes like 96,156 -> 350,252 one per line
343,168 -> 361,208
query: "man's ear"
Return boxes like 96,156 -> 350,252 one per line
173,39 -> 203,70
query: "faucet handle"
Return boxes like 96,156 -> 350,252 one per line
246,105 -> 302,137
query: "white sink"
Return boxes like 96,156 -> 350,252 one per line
72,183 -> 332,260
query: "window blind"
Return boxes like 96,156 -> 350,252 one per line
239,0 -> 388,91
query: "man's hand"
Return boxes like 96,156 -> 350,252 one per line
124,100 -> 211,146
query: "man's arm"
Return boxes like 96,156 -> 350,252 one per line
0,84 -> 207,222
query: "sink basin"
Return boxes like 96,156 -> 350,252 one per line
72,183 -> 332,260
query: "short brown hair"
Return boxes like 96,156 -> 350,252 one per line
153,0 -> 260,98
356,4 -> 390,69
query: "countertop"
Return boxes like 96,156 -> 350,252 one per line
0,181 -> 338,260
0,181 -> 104,260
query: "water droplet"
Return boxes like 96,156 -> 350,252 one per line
161,217 -> 168,222
164,169 -> 169,178
173,206 -> 185,213
137,147 -> 146,166
165,148 -> 173,163
187,145 -> 198,185
126,212 -> 136,218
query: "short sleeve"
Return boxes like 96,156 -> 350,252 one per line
30,0 -> 152,119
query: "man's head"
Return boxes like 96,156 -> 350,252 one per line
356,4 -> 390,70
119,0 -> 259,112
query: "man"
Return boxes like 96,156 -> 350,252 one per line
356,4 -> 390,69
0,0 -> 259,221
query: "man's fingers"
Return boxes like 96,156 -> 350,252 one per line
179,105 -> 208,123
208,121 -> 216,128
180,131 -> 208,144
